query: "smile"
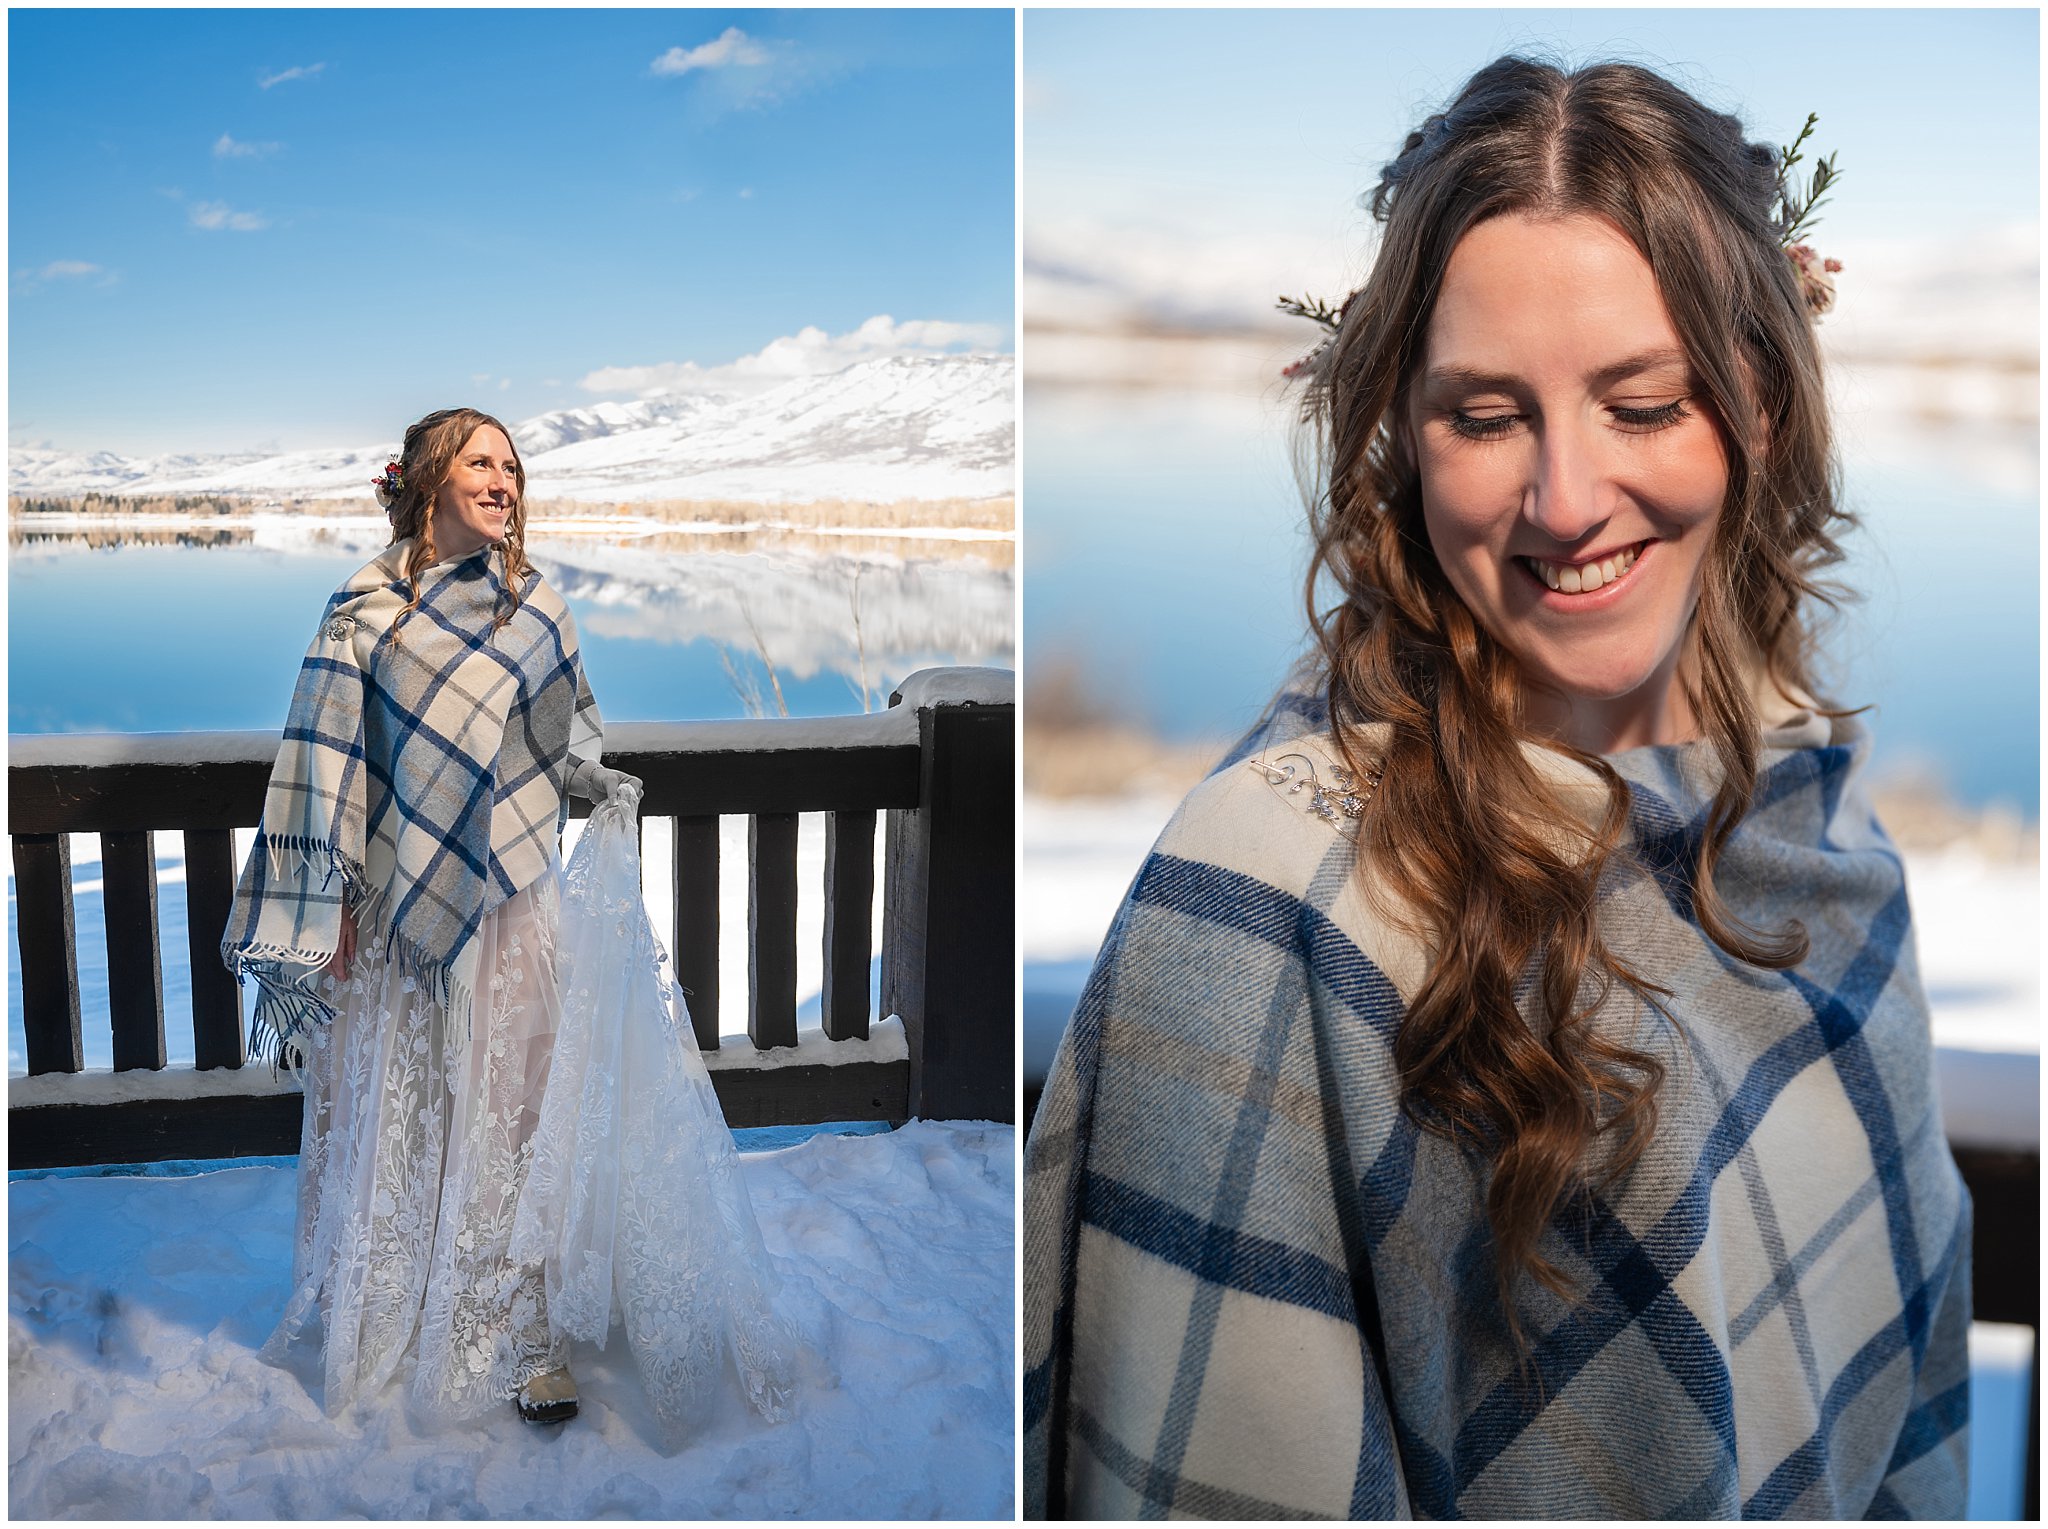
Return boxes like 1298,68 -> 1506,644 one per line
1520,541 -> 1649,596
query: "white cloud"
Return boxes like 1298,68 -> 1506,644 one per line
579,315 -> 1008,399
214,133 -> 281,159
738,187 -> 755,200
189,201 -> 268,232
650,28 -> 769,77
259,63 -> 324,90
11,259 -> 111,292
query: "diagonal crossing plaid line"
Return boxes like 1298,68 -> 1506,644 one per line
1449,878 -> 1914,1496
1147,924 -> 1315,1516
1784,884 -> 1930,1362
1072,1402 -> 1323,1519
1742,1216 -> 1968,1515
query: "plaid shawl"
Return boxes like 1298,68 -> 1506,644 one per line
222,540 -> 602,1059
1023,690 -> 1971,1519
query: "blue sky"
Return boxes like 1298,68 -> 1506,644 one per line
1026,9 -> 2037,250
9,8 -> 1016,454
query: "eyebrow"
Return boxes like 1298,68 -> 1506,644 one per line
1420,346 -> 1693,395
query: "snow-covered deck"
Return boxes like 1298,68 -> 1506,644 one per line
8,1120 -> 1015,1519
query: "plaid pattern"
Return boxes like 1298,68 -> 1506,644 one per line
223,540 -> 602,1055
1024,691 -> 1970,1519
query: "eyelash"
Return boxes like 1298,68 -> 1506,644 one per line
1446,399 -> 1692,441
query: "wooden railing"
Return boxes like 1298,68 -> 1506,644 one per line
8,667 -> 1014,1169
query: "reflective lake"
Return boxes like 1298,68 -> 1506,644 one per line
8,519 -> 1014,1073
1023,384 -> 2040,814
10,519 -> 1014,733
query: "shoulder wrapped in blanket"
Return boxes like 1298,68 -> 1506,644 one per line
1023,691 -> 1971,1519
220,540 -> 603,1062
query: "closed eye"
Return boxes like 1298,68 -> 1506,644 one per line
1612,400 -> 1690,432
1447,410 -> 1520,441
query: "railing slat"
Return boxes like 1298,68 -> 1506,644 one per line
102,830 -> 166,1071
674,815 -> 720,1049
14,833 -> 83,1074
823,809 -> 874,1041
183,828 -> 245,1069
748,812 -> 799,1050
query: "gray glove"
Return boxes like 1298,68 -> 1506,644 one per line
568,758 -> 643,806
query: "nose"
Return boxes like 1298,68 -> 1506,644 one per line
1521,416 -> 1610,545
487,464 -> 512,500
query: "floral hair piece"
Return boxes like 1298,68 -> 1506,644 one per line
1772,113 -> 1843,318
370,459 -> 404,510
1278,112 -> 1847,373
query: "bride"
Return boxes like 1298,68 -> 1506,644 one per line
222,406 -> 795,1430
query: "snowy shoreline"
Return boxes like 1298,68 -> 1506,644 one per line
9,508 -> 1014,544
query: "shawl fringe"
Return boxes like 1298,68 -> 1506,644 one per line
228,835 -> 474,1071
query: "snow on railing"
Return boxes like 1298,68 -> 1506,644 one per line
7,667 -> 1014,1168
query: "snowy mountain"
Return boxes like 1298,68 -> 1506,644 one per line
10,353 -> 1014,504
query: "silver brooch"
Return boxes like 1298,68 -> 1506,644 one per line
1247,751 -> 1381,834
326,615 -> 355,642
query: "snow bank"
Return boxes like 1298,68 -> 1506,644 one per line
8,1120 -> 1014,1519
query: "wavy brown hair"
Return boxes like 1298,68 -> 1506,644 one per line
384,406 -> 533,634
1297,58 -> 1852,1340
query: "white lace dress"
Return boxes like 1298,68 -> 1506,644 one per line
265,871 -> 572,1418
263,798 -> 798,1431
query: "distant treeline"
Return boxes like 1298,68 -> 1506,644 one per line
11,493 -> 270,516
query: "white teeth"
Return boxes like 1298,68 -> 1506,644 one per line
1528,544 -> 1641,595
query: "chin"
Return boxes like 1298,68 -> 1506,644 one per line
1523,649 -> 1672,707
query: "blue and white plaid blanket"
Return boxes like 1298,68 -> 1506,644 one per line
1023,690 -> 1970,1518
222,540 -> 602,1058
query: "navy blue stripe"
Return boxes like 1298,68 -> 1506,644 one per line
1741,1215 -> 1967,1517
1784,889 -> 1928,1364
1881,1377 -> 1970,1478
1129,853 -> 1305,955
1081,1171 -> 1357,1323
1450,879 -> 1913,1495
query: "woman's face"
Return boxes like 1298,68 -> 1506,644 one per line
432,424 -> 520,560
1406,212 -> 1728,752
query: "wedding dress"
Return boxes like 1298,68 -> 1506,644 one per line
265,788 -> 796,1430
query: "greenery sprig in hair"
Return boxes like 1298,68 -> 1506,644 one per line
1276,293 -> 1342,377
1772,112 -> 1840,247
1772,112 -> 1844,317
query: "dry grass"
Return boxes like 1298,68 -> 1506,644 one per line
1023,657 -> 1222,798
529,495 -> 1014,533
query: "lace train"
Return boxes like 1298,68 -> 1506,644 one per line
264,794 -> 797,1431
511,793 -> 797,1427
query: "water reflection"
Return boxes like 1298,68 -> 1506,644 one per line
10,523 -> 252,551
9,518 -> 1014,731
